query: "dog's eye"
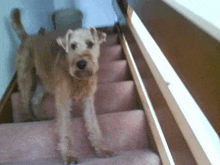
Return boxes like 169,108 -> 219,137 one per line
71,43 -> 77,50
87,41 -> 94,48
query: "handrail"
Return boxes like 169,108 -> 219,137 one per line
116,0 -> 128,14
118,28 -> 175,164
117,3 -> 220,164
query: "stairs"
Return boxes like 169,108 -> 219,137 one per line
0,33 -> 161,164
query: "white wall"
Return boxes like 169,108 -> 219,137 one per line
54,0 -> 116,28
0,0 -> 115,99
0,0 -> 54,99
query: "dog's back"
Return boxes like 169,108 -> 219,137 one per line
11,9 -> 62,93
31,36 -> 64,92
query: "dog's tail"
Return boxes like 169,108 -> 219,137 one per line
11,8 -> 28,41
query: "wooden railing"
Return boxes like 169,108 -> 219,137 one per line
118,29 -> 175,165
0,72 -> 17,123
113,0 -> 220,164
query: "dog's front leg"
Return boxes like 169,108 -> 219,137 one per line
55,82 -> 79,165
82,96 -> 115,158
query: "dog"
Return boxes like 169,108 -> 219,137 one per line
11,8 -> 115,164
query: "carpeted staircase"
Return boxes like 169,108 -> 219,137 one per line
0,32 -> 161,165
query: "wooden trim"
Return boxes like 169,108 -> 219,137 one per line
120,33 -> 175,165
124,4 -> 215,165
163,0 -> 220,42
116,0 -> 128,14
52,13 -> 56,30
0,72 -> 17,123
0,72 -> 17,113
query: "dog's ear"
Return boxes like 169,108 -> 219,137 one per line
88,27 -> 107,44
89,27 -> 97,38
56,29 -> 73,53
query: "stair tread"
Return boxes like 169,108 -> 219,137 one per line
0,110 -> 149,163
12,81 -> 142,121
1,149 -> 160,165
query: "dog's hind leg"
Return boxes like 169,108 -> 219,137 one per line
31,79 -> 49,121
16,49 -> 36,122
82,96 -> 116,158
55,80 -> 79,164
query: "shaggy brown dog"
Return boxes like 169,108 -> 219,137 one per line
11,8 -> 115,164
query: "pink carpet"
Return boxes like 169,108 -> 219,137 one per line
0,32 -> 161,165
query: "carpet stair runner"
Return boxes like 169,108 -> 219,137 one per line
0,32 -> 161,165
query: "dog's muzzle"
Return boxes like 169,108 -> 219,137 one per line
74,70 -> 93,79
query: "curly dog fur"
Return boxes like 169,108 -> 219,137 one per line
11,8 -> 115,164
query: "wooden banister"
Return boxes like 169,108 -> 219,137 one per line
117,3 -> 220,164
119,30 -> 175,165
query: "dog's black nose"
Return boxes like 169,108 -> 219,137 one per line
76,60 -> 87,70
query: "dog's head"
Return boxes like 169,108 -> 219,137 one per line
56,27 -> 106,80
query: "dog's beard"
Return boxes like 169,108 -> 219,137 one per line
73,70 -> 94,80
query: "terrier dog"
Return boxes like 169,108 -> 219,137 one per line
11,9 -> 115,164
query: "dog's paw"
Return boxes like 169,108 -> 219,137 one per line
34,109 -> 50,121
37,113 -> 50,121
20,112 -> 37,122
96,149 -> 116,158
64,155 -> 79,165
63,152 -> 79,165
32,102 -> 50,121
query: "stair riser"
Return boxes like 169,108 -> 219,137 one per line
98,60 -> 132,83
12,81 -> 141,120
46,31 -> 119,46
99,45 -> 124,62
